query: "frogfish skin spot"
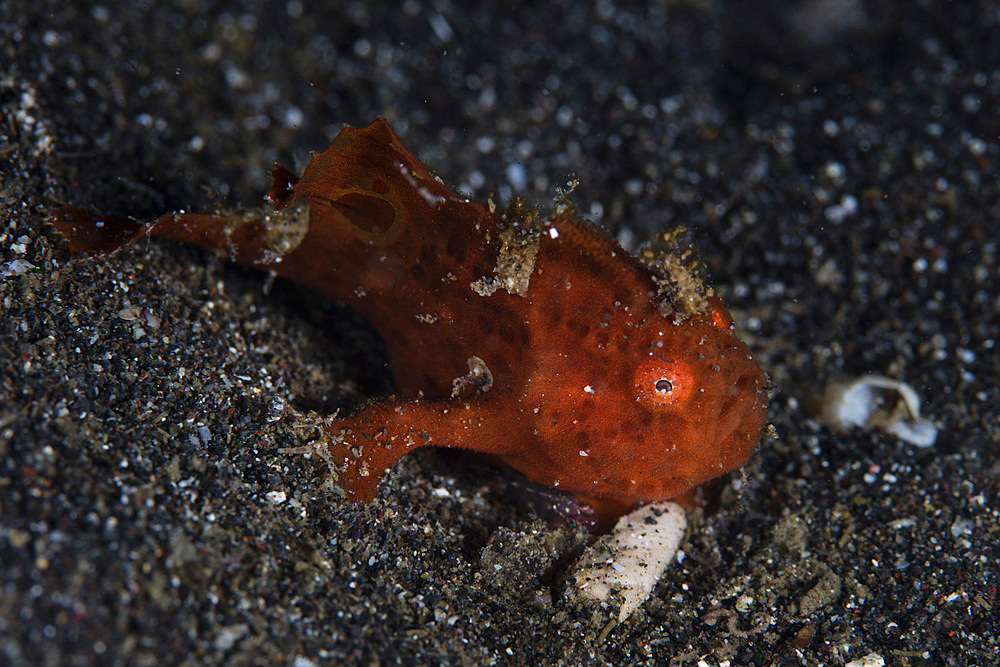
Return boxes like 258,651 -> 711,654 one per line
49,119 -> 769,531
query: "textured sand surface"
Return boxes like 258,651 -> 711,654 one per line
3,1 -> 998,664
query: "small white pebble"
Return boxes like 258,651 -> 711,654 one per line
845,653 -> 884,667
1,259 -> 35,276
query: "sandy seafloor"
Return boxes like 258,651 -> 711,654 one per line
2,1 -> 999,665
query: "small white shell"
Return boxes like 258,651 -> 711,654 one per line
571,501 -> 686,622
821,375 -> 937,447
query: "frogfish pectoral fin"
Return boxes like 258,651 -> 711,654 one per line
289,400 -> 503,502
303,400 -> 507,502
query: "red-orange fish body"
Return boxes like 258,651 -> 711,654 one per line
51,120 -> 768,527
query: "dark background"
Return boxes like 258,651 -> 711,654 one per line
2,0 -> 998,664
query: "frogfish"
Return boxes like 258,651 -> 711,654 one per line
50,119 -> 768,529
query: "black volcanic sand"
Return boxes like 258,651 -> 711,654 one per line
2,1 -> 998,664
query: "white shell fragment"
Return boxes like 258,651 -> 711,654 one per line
1,259 -> 36,277
821,375 -> 937,447
845,652 -> 885,667
571,501 -> 686,622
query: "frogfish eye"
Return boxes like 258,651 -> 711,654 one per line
635,355 -> 694,405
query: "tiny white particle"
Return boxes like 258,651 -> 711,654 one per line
1,259 -> 35,277
506,162 -> 527,191
428,12 -> 454,41
579,450 -> 588,457
548,227 -> 559,239
583,385 -> 594,395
